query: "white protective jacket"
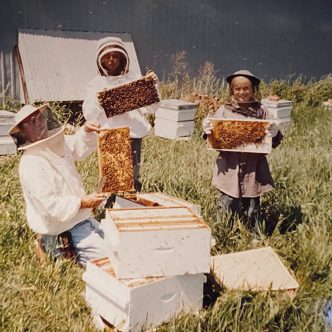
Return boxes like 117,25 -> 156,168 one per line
82,72 -> 158,138
19,127 -> 97,235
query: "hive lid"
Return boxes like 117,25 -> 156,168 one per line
211,247 -> 299,291
0,110 -> 15,118
138,192 -> 200,211
106,206 -> 208,231
160,99 -> 198,110
261,98 -> 293,108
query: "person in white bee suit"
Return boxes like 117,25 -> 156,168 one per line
9,104 -> 107,266
82,36 -> 159,192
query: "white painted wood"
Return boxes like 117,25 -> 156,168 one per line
266,106 -> 292,119
113,192 -> 201,216
155,107 -> 197,121
113,195 -> 142,209
154,118 -> 195,139
0,110 -> 15,124
273,118 -> 292,133
211,247 -> 299,291
101,206 -> 211,278
160,99 -> 198,110
0,124 -> 12,136
261,98 -> 293,108
83,258 -> 205,332
0,136 -> 16,155
138,192 -> 201,216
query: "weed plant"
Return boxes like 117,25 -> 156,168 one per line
0,72 -> 331,331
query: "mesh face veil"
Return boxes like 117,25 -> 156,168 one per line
96,37 -> 130,76
9,105 -> 62,148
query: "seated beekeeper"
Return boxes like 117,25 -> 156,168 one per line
9,104 -> 107,267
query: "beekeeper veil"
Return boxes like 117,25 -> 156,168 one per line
96,36 -> 130,76
9,104 -> 64,152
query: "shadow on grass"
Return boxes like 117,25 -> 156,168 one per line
203,272 -> 224,308
261,203 -> 304,235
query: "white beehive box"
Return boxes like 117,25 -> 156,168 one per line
83,257 -> 205,332
266,106 -> 292,119
261,98 -> 293,109
113,192 -> 201,216
154,118 -> 195,139
261,98 -> 293,121
160,99 -> 198,110
273,118 -> 292,133
0,123 -> 13,136
101,206 -> 211,278
156,107 -> 197,122
0,110 -> 15,136
0,111 -> 16,155
0,110 -> 15,125
0,136 -> 16,155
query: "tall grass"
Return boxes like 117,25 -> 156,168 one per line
0,73 -> 331,331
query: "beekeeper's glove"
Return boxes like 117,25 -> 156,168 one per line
202,117 -> 213,135
266,123 -> 279,137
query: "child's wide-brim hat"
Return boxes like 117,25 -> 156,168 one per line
9,104 -> 49,135
226,70 -> 261,86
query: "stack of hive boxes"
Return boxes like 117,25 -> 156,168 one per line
83,193 -> 211,331
154,99 -> 198,139
261,97 -> 293,133
0,110 -> 16,155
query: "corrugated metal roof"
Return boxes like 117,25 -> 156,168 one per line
18,29 -> 141,103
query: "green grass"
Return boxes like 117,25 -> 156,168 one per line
0,76 -> 331,331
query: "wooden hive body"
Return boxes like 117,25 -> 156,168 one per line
0,111 -> 16,155
154,99 -> 197,139
83,258 -> 205,332
113,192 -> 201,216
154,118 -> 195,139
155,107 -> 197,122
101,206 -> 211,278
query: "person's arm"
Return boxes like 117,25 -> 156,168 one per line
65,125 -> 98,161
20,157 -> 83,224
82,77 -> 104,122
20,157 -> 105,224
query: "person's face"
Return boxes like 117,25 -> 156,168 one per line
231,76 -> 254,102
101,51 -> 123,74
19,111 -> 48,143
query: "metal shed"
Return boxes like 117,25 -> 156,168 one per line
17,29 -> 141,104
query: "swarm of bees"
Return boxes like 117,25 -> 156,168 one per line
97,75 -> 160,118
209,120 -> 269,150
98,127 -> 135,193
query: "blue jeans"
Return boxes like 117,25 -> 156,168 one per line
217,192 -> 261,231
42,219 -> 106,267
